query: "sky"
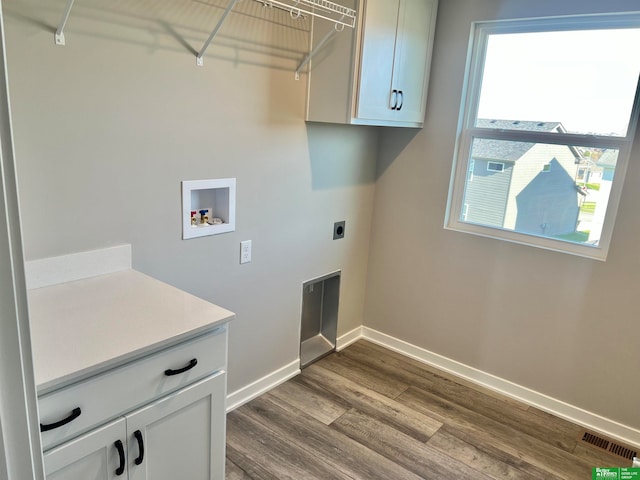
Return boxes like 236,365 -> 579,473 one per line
477,28 -> 640,137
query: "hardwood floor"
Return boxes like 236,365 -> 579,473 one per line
225,340 -> 629,479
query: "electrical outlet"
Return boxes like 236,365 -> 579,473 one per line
333,221 -> 345,240
240,240 -> 252,264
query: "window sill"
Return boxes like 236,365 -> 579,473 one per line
443,222 -> 607,261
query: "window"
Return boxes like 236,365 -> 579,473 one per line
577,167 -> 588,181
445,14 -> 640,260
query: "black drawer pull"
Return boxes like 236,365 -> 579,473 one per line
114,440 -> 125,476
133,430 -> 144,465
164,358 -> 198,376
40,407 -> 82,432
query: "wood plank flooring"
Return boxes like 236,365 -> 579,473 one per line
226,340 -> 629,479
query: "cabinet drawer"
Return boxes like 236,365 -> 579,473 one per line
39,327 -> 227,451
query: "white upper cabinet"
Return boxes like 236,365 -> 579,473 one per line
355,0 -> 402,121
306,0 -> 438,128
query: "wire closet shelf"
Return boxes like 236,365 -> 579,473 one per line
53,0 -> 357,73
265,0 -> 357,28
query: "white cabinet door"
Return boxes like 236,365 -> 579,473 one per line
44,418 -> 127,480
355,0 -> 437,125
306,0 -> 437,127
392,0 -> 437,123
126,372 -> 226,480
356,0 -> 401,121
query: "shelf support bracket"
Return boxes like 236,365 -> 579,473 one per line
55,0 -> 77,46
295,28 -> 339,80
196,0 -> 242,66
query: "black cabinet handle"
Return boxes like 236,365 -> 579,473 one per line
114,440 -> 125,476
133,430 -> 145,465
164,358 -> 198,376
390,89 -> 398,110
40,407 -> 82,432
397,90 -> 404,111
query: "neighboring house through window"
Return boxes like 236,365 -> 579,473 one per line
463,120 -> 584,235
446,14 -> 640,260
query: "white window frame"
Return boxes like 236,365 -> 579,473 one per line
486,161 -> 505,172
445,13 -> 640,261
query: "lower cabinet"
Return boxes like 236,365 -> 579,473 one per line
127,372 -> 226,480
44,418 -> 126,480
44,373 -> 226,480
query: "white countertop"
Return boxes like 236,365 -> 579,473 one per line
28,269 -> 234,393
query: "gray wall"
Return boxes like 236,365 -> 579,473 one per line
365,0 -> 640,431
4,0 -> 377,394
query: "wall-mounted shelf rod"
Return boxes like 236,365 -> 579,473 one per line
295,27 -> 340,80
197,0 -> 242,66
55,0 -> 77,46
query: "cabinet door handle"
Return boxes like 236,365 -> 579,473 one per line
397,90 -> 404,111
114,440 -> 125,476
133,430 -> 145,465
164,358 -> 198,376
390,89 -> 398,110
40,407 -> 82,432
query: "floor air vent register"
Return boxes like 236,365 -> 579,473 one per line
580,430 -> 638,461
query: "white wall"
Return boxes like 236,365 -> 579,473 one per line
4,0 -> 378,394
365,0 -> 640,433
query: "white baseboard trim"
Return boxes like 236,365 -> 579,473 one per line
226,359 -> 300,413
336,326 -> 363,351
225,327 -> 360,411
361,327 -> 640,448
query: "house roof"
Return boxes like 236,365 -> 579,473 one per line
476,119 -> 563,132
472,138 -> 535,162
473,119 -> 566,162
596,149 -> 618,168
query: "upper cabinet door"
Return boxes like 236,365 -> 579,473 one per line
356,0 -> 401,121
305,0 -> 438,127
44,418 -> 127,480
392,0 -> 438,123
